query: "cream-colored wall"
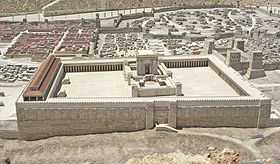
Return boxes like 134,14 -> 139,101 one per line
48,66 -> 65,98
16,97 -> 271,140
177,106 -> 259,128
16,102 -> 148,140
137,87 -> 176,97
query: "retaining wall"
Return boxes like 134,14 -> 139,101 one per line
16,97 -> 271,140
16,101 -> 150,140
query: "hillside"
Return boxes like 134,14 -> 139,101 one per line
0,0 -> 55,14
0,0 -> 279,16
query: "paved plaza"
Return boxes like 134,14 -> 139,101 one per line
171,67 -> 240,97
60,66 -> 240,98
61,71 -> 131,97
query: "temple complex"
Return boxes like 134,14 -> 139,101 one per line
16,50 -> 275,140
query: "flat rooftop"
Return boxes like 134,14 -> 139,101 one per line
170,67 -> 240,97
60,71 -> 131,97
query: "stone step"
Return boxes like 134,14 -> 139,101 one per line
155,124 -> 178,133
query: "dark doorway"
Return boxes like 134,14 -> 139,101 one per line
145,64 -> 151,74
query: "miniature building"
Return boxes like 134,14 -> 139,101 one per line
16,52 -> 272,140
131,51 -> 181,97
136,50 -> 159,76
96,13 -> 101,29
226,50 -> 242,72
204,39 -> 214,54
246,51 -> 266,79
235,39 -> 245,52
22,55 -> 61,101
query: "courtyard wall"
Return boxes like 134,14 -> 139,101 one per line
16,97 -> 271,140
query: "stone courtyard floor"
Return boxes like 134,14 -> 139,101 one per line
60,71 -> 131,97
170,67 -> 240,97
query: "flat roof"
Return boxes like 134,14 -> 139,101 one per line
171,67 -> 240,97
23,55 -> 61,98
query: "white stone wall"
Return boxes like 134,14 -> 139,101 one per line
48,66 -> 65,98
208,59 -> 248,96
177,106 -> 259,128
137,87 -> 176,97
16,97 -> 271,140
16,102 -> 148,140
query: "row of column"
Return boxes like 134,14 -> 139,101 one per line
64,64 -> 123,73
164,60 -> 208,68
24,96 -> 43,101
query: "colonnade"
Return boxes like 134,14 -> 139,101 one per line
64,64 -> 123,73
63,60 -> 208,72
164,60 -> 208,68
